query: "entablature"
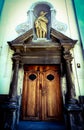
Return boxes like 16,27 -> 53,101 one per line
7,28 -> 77,65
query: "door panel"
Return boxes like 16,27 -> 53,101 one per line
22,71 -> 40,120
22,65 -> 63,121
44,70 -> 62,120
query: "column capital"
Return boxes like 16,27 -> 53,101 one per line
12,54 -> 21,63
63,48 -> 73,62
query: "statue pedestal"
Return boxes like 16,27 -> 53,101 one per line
37,38 -> 47,41
33,38 -> 50,43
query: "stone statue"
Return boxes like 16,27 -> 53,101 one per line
35,11 -> 48,38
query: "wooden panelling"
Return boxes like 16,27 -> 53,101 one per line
22,65 -> 63,121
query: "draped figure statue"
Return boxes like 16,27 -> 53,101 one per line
35,11 -> 48,38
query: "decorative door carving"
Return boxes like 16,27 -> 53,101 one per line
22,65 -> 63,121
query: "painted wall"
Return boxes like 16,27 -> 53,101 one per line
0,0 -> 84,98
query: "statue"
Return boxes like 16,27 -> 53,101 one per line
35,11 -> 48,38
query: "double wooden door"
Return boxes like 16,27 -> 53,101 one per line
22,65 -> 63,121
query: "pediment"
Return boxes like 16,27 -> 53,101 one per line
8,29 -> 33,45
8,28 -> 77,52
50,28 -> 77,44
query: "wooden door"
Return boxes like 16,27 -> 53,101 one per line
22,65 -> 63,121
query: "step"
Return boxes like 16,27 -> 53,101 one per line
17,121 -> 66,130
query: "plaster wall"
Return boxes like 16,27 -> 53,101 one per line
0,0 -> 84,98
65,0 -> 84,97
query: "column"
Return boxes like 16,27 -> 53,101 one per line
9,54 -> 20,99
63,48 -> 75,102
3,54 -> 21,130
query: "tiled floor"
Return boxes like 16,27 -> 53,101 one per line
17,121 -> 66,130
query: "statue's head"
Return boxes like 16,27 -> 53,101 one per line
40,11 -> 48,16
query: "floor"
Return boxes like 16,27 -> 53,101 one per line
17,121 -> 66,130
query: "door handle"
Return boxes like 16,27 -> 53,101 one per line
41,87 -> 47,96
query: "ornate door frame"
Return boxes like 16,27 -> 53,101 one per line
7,28 -> 77,129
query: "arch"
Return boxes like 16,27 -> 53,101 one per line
27,1 -> 55,40
29,1 -> 53,10
34,4 -> 51,39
